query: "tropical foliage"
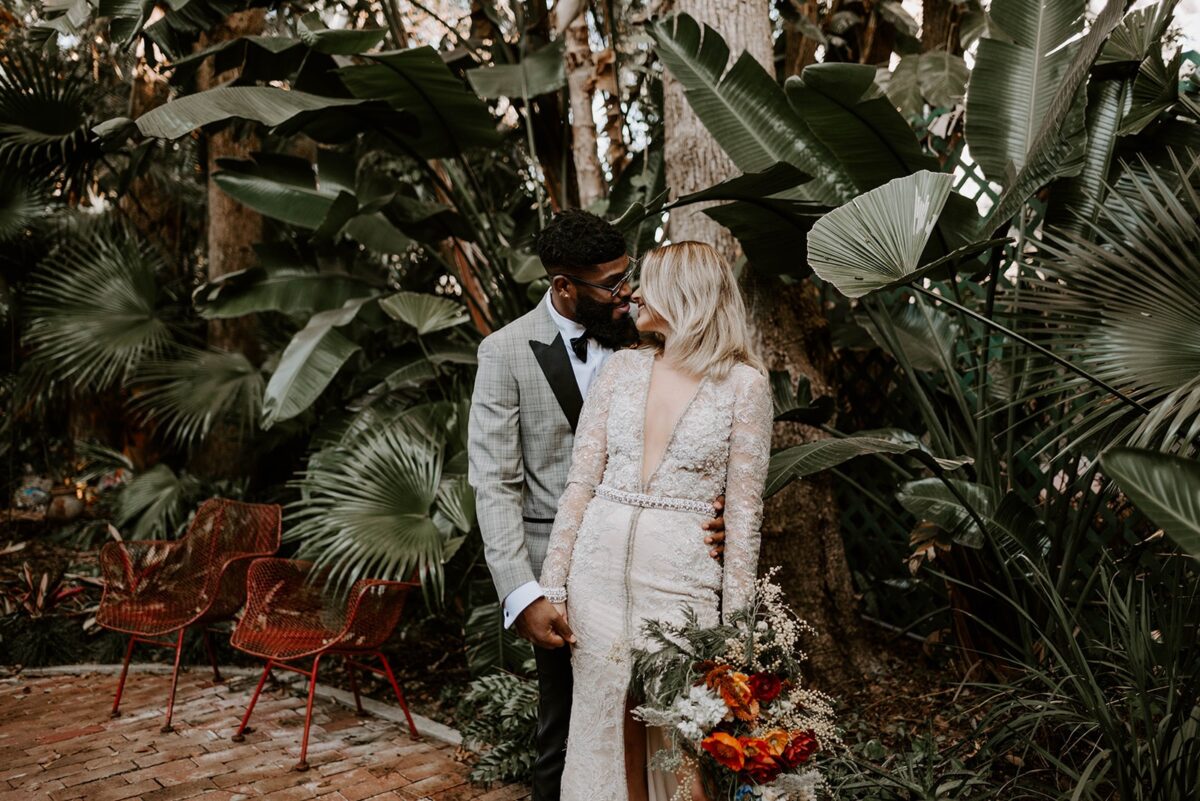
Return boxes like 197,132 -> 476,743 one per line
2,0 -> 1199,797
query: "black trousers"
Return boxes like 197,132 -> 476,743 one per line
532,643 -> 573,801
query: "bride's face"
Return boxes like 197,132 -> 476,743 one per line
630,289 -> 668,336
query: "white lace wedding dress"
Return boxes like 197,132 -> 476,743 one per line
539,347 -> 773,801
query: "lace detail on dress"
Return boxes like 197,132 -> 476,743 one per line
719,368 -> 773,621
538,349 -> 629,599
537,348 -> 773,801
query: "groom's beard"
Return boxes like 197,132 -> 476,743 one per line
574,293 -> 639,350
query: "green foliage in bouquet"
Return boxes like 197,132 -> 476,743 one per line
457,666 -> 539,785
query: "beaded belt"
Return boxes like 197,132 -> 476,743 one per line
594,484 -> 715,516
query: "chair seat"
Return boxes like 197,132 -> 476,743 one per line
97,595 -> 214,637
231,624 -> 376,661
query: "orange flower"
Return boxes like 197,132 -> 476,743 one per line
700,732 -> 744,772
705,665 -> 759,722
762,728 -> 790,757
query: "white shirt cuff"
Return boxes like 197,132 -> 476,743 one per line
502,580 -> 544,629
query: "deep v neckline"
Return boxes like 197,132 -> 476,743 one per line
637,351 -> 709,491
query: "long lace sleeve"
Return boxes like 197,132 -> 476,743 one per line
721,368 -> 773,622
538,353 -> 624,601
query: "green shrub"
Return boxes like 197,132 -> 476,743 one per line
458,665 -> 538,785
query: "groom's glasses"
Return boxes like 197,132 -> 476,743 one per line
563,257 -> 639,299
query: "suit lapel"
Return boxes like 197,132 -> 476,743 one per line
530,332 -> 584,433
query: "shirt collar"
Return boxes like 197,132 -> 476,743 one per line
544,290 -> 586,339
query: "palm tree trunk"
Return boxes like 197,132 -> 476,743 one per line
191,8 -> 266,480
921,0 -> 963,54
663,0 -> 874,679
563,12 -> 605,208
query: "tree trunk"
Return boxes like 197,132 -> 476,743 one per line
563,12 -> 605,208
190,8 -> 266,480
662,0 -> 874,678
921,0 -> 963,54
782,1 -> 822,79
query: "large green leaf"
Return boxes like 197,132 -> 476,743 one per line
917,51 -> 970,109
964,0 -> 1086,183
1097,0 -> 1179,66
1117,51 -> 1181,136
857,301 -> 961,373
130,348 -> 264,448
262,298 -> 370,428
0,53 -> 98,190
785,63 -> 938,193
339,46 -> 502,157
286,420 -> 449,597
1015,154 -> 1200,453
166,35 -> 308,84
670,162 -> 812,206
379,291 -> 469,335
213,157 -> 336,229
766,429 -> 971,497
806,171 -> 953,297
1044,78 -> 1132,235
608,139 -> 667,257
885,55 -> 924,117
465,599 -> 533,675
1102,448 -> 1200,560
467,40 -> 566,99
981,0 -> 1131,233
25,225 -> 173,390
769,371 -> 835,425
297,11 -> 386,55
896,478 -> 997,548
193,268 -> 379,319
646,13 -> 854,205
704,199 -> 825,276
135,86 -> 366,140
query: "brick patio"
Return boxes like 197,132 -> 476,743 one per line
0,670 -> 530,801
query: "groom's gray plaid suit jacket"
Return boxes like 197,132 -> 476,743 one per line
468,301 -> 589,603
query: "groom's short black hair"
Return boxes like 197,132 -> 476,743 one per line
535,209 -> 627,274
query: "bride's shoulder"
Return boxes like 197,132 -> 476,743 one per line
609,346 -> 651,366
727,362 -> 770,397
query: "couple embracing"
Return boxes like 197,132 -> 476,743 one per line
468,210 -> 773,801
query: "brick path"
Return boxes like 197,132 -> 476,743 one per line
0,671 -> 529,801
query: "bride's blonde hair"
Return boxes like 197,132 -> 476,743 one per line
637,241 -> 765,380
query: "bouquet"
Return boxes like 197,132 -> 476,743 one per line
631,570 -> 838,801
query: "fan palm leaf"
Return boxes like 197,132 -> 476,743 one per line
24,224 -> 174,390
1011,152 -> 1200,453
286,418 -> 451,599
130,347 -> 265,449
0,53 -> 99,190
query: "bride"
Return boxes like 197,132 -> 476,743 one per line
538,241 -> 774,801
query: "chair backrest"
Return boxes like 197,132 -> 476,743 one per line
185,498 -> 282,621
340,578 -> 420,651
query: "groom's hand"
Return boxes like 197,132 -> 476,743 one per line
516,597 -> 576,649
702,495 -> 726,560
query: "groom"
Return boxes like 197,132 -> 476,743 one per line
468,209 -> 726,799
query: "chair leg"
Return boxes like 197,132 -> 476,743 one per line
295,654 -> 323,772
232,661 -> 273,742
202,629 -> 223,683
110,636 -> 137,718
347,662 -> 365,716
159,629 -> 186,733
375,651 -> 420,740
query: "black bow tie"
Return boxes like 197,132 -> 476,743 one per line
569,333 -> 591,362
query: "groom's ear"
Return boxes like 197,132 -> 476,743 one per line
549,273 -> 572,298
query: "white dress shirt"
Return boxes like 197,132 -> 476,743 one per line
502,291 -> 615,628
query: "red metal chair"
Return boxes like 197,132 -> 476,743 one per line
97,498 -> 281,732
230,558 -> 420,771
